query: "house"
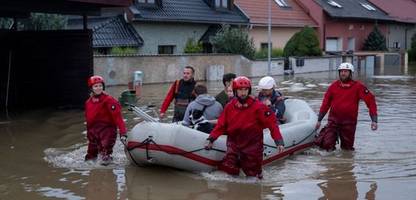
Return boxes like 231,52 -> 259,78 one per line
368,0 -> 416,50
67,13 -> 144,54
127,0 -> 249,54
297,0 -> 392,52
234,0 -> 317,51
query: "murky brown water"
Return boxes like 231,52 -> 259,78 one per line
1,64 -> 416,200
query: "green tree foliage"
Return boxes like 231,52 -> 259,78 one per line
254,48 -> 284,59
283,26 -> 321,57
0,18 -> 13,29
408,33 -> 416,62
110,47 -> 138,55
211,25 -> 255,59
363,25 -> 387,51
0,13 -> 67,30
184,38 -> 203,53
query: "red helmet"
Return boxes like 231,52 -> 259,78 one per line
88,75 -> 104,87
232,76 -> 251,90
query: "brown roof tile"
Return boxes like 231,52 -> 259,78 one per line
235,0 -> 317,27
369,0 -> 416,23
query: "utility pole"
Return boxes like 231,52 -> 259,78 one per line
267,0 -> 272,75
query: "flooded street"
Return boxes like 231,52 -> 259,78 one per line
1,64 -> 416,200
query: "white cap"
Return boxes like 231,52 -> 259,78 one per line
258,76 -> 276,90
338,62 -> 354,72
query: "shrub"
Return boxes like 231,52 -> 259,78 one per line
184,38 -> 203,53
254,48 -> 284,59
110,47 -> 138,55
408,33 -> 416,62
211,25 -> 255,59
363,25 -> 387,51
283,26 -> 321,57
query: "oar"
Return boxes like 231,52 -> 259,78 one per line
127,103 -> 159,122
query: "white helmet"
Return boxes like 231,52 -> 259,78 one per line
338,62 -> 354,72
258,76 -> 276,90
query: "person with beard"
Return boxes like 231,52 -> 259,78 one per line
315,63 -> 378,151
160,66 -> 197,122
204,76 -> 284,179
84,75 -> 127,165
215,73 -> 236,107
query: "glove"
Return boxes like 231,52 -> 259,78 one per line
120,135 -> 127,145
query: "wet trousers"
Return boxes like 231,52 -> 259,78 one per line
219,135 -> 263,177
172,105 -> 187,122
315,120 -> 357,151
85,123 -> 117,160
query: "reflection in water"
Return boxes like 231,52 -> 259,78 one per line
125,167 -> 263,200
317,152 -> 377,200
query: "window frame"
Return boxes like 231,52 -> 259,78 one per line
158,45 -> 175,54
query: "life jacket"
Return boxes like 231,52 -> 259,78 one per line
173,79 -> 196,107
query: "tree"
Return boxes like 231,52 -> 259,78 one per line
0,13 -> 67,30
409,33 -> 416,62
283,26 -> 321,57
184,38 -> 203,53
363,25 -> 387,51
211,25 -> 255,59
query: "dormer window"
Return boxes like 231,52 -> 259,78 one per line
360,2 -> 376,11
137,0 -> 155,4
274,0 -> 290,8
215,0 -> 229,9
327,0 -> 342,8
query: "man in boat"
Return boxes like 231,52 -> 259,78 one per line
182,84 -> 223,133
84,75 -> 127,165
257,76 -> 286,124
205,76 -> 285,179
315,62 -> 378,151
215,73 -> 236,107
159,66 -> 197,122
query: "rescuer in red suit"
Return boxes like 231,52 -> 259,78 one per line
85,75 -> 127,165
315,63 -> 378,151
205,76 -> 285,178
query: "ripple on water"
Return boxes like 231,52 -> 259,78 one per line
43,141 -> 129,169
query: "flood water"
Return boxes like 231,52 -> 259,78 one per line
1,64 -> 416,200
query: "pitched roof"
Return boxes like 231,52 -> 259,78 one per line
368,0 -> 416,23
129,0 -> 248,25
314,0 -> 391,21
68,16 -> 143,48
235,0 -> 317,27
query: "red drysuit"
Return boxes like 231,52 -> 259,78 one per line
317,80 -> 377,150
208,96 -> 283,177
85,93 -> 126,160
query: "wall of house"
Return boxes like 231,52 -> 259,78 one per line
249,27 -> 302,50
324,20 -> 389,51
132,22 -> 209,54
295,0 -> 325,49
94,55 -> 286,85
388,24 -> 410,50
289,56 -> 342,74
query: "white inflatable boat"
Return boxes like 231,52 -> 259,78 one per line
125,99 -> 317,172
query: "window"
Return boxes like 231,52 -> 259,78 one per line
274,0 -> 290,7
393,42 -> 400,49
137,0 -> 155,4
347,37 -> 355,51
260,43 -> 272,50
360,2 -> 376,11
158,45 -> 175,54
327,0 -> 342,8
215,0 -> 228,9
